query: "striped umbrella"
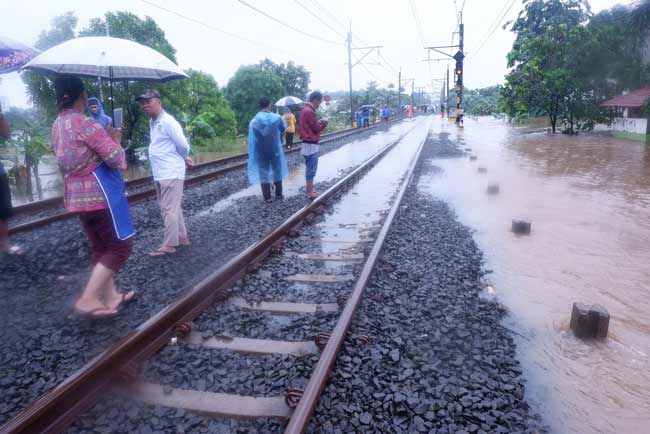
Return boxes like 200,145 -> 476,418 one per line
0,36 -> 38,74
275,96 -> 304,106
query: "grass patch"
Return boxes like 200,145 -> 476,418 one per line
612,131 -> 650,143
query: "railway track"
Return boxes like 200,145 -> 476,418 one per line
1,118 -> 427,434
8,119 -> 402,236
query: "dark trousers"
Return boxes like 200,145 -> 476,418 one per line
258,155 -> 283,201
285,132 -> 294,147
80,208 -> 133,272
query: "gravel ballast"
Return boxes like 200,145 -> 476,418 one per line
0,123 -> 398,427
65,122 -> 546,434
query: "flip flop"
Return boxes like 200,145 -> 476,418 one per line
114,291 -> 136,311
69,307 -> 119,320
149,248 -> 176,257
8,245 -> 24,255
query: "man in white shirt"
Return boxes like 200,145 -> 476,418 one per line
137,89 -> 192,256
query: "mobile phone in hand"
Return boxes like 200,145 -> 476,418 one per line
113,108 -> 123,129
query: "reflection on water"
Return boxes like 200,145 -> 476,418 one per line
420,117 -> 650,434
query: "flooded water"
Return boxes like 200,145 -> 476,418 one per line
196,118 -> 425,216
419,117 -> 650,434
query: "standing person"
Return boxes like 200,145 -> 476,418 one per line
137,89 -> 192,257
381,105 -> 391,122
362,107 -> 370,128
407,104 -> 413,119
299,91 -> 328,199
355,109 -> 363,129
0,101 -> 20,255
248,96 -> 288,203
282,107 -> 296,150
87,97 -> 112,130
50,75 -> 135,319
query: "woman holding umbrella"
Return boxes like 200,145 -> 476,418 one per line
50,75 -> 135,319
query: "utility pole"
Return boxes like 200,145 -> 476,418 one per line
410,81 -> 414,108
346,24 -> 383,126
347,26 -> 354,126
398,68 -> 401,111
454,18 -> 465,124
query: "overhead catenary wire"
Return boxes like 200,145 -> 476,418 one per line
236,0 -> 344,46
293,0 -> 347,40
470,0 -> 518,57
139,0 -> 292,55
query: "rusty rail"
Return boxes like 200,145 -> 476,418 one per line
8,119 -> 402,236
284,125 -> 426,434
0,123 -> 415,434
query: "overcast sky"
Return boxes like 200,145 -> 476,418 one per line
0,0 -> 637,108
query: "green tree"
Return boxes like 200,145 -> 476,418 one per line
501,0 -> 591,132
168,69 -> 237,147
22,12 -> 78,120
258,59 -> 311,98
2,108 -> 51,199
224,65 -> 284,133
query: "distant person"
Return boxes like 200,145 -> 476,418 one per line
299,91 -> 328,199
355,109 -> 363,129
381,105 -> 391,122
282,107 -> 296,150
248,96 -> 288,203
87,97 -> 112,130
0,101 -> 22,255
137,89 -> 192,257
407,104 -> 413,119
50,75 -> 134,319
362,108 -> 370,128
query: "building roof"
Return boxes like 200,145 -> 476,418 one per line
601,88 -> 650,108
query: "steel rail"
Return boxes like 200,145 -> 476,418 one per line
283,126 -> 427,434
0,124 -> 416,434
12,119 -> 402,219
8,119 -> 403,236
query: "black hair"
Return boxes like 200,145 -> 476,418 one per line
54,75 -> 85,111
308,91 -> 323,102
258,96 -> 272,109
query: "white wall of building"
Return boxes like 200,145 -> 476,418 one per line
612,117 -> 649,135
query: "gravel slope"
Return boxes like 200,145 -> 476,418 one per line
64,124 -> 547,434
0,123 -> 396,427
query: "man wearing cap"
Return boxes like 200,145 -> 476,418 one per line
137,89 -> 193,256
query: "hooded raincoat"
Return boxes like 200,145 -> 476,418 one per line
247,111 -> 288,184
87,97 -> 112,130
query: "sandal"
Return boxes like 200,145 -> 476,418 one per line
149,248 -> 176,257
69,307 -> 119,320
114,291 -> 136,311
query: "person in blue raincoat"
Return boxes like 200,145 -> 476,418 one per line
248,96 -> 288,203
355,109 -> 363,129
87,97 -> 112,130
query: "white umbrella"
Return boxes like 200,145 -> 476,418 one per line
275,96 -> 304,106
22,36 -> 188,82
0,36 -> 39,74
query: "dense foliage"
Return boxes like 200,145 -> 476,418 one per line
224,65 -> 285,133
21,11 -> 236,160
463,86 -> 501,116
501,0 -> 650,133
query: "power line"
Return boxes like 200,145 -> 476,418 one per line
293,0 -> 346,40
471,0 -> 517,57
236,0 -> 344,46
308,0 -> 348,35
139,0 -> 290,55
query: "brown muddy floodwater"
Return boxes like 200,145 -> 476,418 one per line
420,117 -> 650,434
